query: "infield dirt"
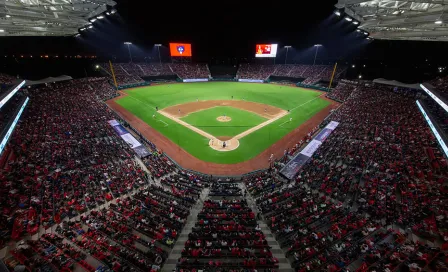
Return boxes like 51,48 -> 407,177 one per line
162,100 -> 287,119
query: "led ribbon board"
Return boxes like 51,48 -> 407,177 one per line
416,100 -> 448,158
0,80 -> 26,110
420,84 -> 448,113
0,97 -> 29,156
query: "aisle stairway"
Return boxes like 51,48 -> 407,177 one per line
242,183 -> 293,272
163,188 -> 210,271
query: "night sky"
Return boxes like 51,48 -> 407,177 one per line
0,0 -> 447,82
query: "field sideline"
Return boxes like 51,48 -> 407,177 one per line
112,82 -> 332,164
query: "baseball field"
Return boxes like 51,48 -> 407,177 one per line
112,82 -> 330,164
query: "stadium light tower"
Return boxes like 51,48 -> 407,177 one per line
155,44 -> 162,64
284,46 -> 292,65
124,42 -> 133,62
313,44 -> 322,66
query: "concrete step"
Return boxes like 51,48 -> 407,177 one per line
278,268 -> 295,272
271,248 -> 284,254
161,264 -> 176,272
165,259 -> 178,265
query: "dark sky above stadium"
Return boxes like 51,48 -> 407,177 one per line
1,0 -> 447,81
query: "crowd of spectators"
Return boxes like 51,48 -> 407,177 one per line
0,72 -> 17,86
177,196 -> 279,271
0,77 -> 169,248
327,82 -> 357,102
2,72 -> 448,272
99,63 -> 145,86
238,64 -> 347,83
138,63 -> 174,77
237,64 -> 277,80
170,63 -> 210,79
245,84 -> 448,271
428,75 -> 448,98
100,63 -> 210,84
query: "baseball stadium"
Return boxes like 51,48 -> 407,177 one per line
1,0 -> 448,272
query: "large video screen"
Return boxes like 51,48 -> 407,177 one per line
170,43 -> 192,57
255,44 -> 278,58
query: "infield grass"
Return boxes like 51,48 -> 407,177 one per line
115,82 -> 330,164
180,106 -> 267,138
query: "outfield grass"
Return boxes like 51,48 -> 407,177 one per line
116,82 -> 330,164
180,106 -> 267,138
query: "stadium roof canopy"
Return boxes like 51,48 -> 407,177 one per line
335,0 -> 448,42
0,0 -> 116,36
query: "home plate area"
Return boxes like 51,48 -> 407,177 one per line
209,137 -> 239,152
159,100 -> 288,152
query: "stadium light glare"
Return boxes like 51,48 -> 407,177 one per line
5,15 -> 11,18
364,32 -> 368,35
334,10 -> 341,16
359,75 -> 362,79
75,33 -> 81,37
124,42 -> 133,62
353,21 -> 359,25
435,20 -> 443,24
356,29 -> 361,32
0,29 -> 4,32
110,9 -> 117,14
313,45 -> 322,66
345,17 -> 353,22
80,28 -> 86,31
87,25 -> 93,29
105,11 -> 110,15
89,18 -> 96,23
352,64 -> 355,68
95,65 -> 99,69
97,15 -> 104,19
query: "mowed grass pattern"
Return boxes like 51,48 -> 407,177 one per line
180,106 -> 267,138
116,82 -> 330,164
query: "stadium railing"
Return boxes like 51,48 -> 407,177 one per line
296,82 -> 329,92
117,81 -> 151,90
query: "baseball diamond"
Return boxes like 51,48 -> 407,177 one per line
107,82 -> 338,174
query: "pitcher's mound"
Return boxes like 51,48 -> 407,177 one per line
217,116 -> 231,122
209,138 -> 239,152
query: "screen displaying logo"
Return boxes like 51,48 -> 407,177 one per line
169,43 -> 192,57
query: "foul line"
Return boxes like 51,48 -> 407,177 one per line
279,120 -> 291,127
157,120 -> 169,127
290,93 -> 326,112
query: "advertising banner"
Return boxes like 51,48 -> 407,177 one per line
300,140 -> 322,158
108,119 -> 151,158
280,121 -> 339,180
112,124 -> 129,136
238,79 -> 264,83
314,128 -> 332,142
183,79 -> 208,83
279,153 -> 310,180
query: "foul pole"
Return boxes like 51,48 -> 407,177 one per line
328,62 -> 338,90
109,61 -> 118,90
